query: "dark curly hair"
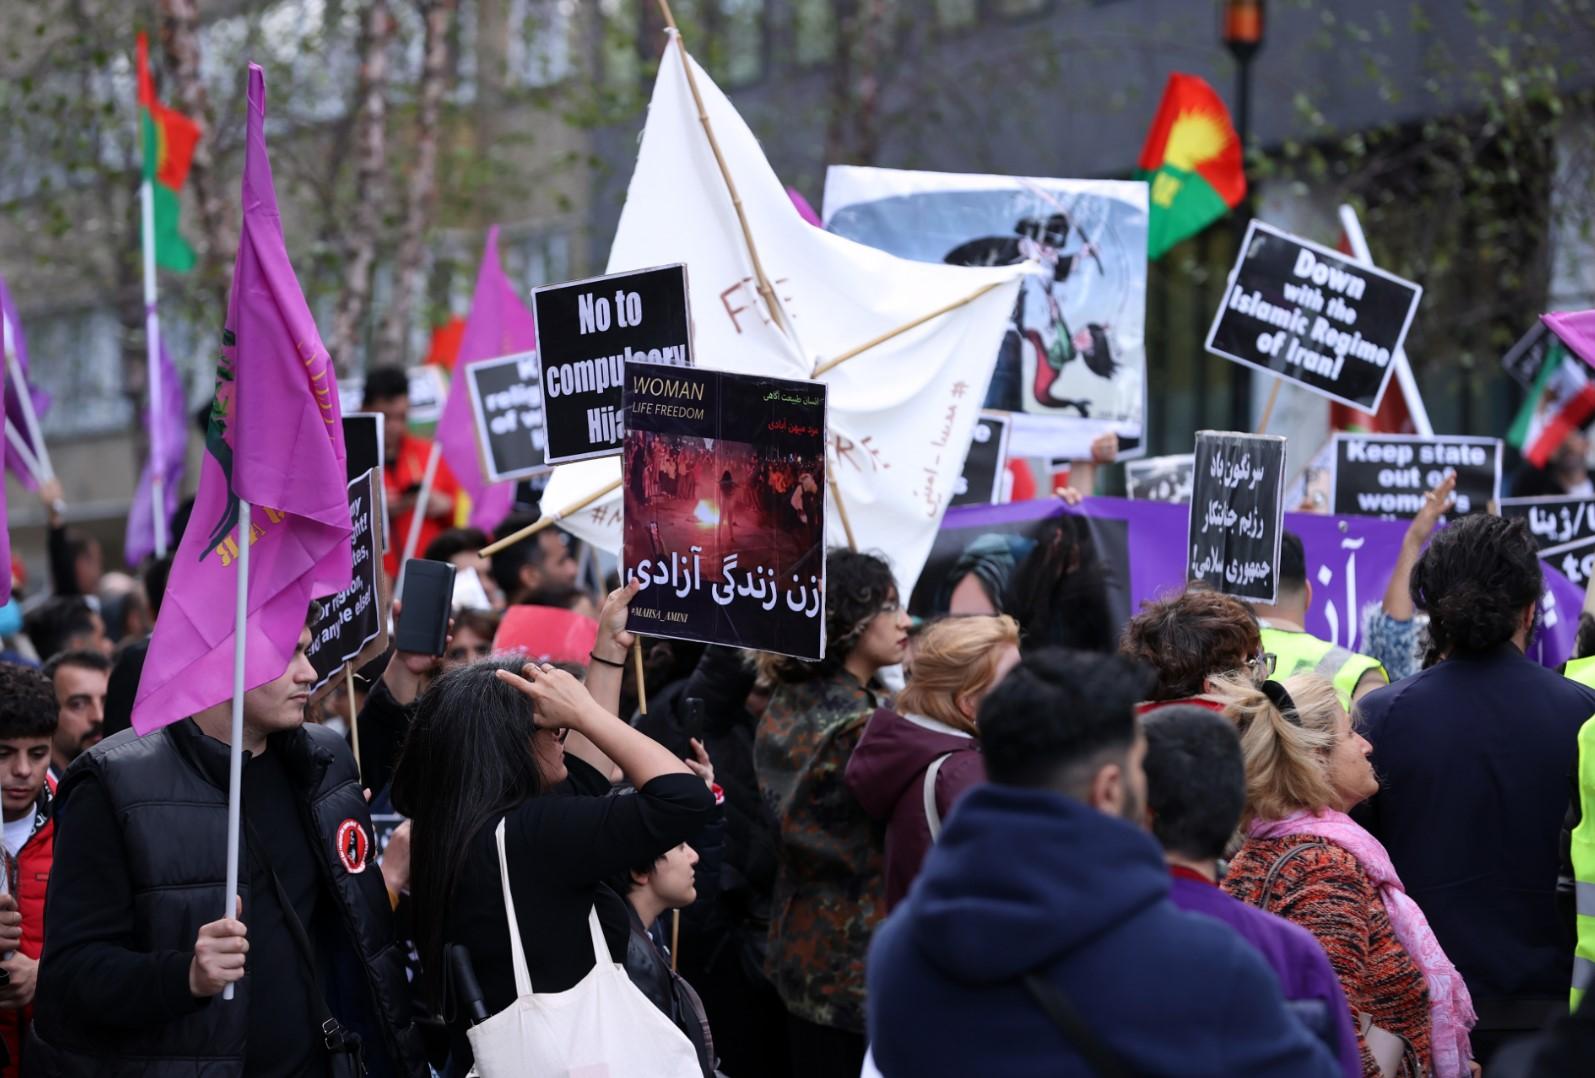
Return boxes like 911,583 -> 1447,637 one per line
1003,515 -> 1116,653
1118,584 -> 1260,702
0,662 -> 58,740
759,548 -> 897,684
1412,514 -> 1542,657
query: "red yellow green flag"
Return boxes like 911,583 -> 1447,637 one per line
1135,73 -> 1246,260
137,32 -> 200,273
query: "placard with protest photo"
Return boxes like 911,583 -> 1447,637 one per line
1501,494 -> 1595,588
949,412 -> 1012,508
622,361 -> 827,660
1187,431 -> 1287,604
1125,453 -> 1195,503
464,350 -> 549,482
1330,432 -> 1501,520
306,469 -> 388,700
534,264 -> 692,464
1205,220 -> 1423,412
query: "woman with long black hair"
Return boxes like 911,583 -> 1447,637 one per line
391,583 -> 715,1073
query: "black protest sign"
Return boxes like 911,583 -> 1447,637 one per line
343,413 -> 383,484
949,413 -> 1011,508
465,350 -> 549,482
622,361 -> 827,660
1205,220 -> 1422,412
1502,322 -> 1554,388
1330,433 -> 1500,520
1126,453 -> 1195,503
534,264 -> 692,464
306,469 -> 388,699
1187,431 -> 1287,603
1502,495 -> 1595,587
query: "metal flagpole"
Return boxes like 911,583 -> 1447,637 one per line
141,177 -> 170,558
221,499 -> 250,1001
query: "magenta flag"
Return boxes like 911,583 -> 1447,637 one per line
1545,308 -> 1595,369
125,338 -> 189,566
787,186 -> 823,228
0,273 -> 51,491
133,65 -> 352,735
436,226 -> 529,532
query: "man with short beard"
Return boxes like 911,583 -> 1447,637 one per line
865,649 -> 1339,1078
41,650 -> 109,780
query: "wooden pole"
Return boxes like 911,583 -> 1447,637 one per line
1255,377 -> 1283,434
631,639 -> 648,716
670,908 -> 681,972
827,476 -> 858,551
477,479 -> 622,558
347,663 -> 362,784
811,279 -> 1010,379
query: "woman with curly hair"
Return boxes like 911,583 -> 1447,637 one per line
754,548 -> 909,1077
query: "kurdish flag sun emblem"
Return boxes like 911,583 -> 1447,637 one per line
1136,73 -> 1246,260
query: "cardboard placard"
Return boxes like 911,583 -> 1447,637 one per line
406,365 -> 447,424
1125,453 -> 1195,503
949,413 -> 1012,508
1205,220 -> 1423,412
622,361 -> 827,660
1187,431 -> 1287,603
1501,494 -> 1595,588
1502,322 -> 1555,389
465,350 -> 549,482
534,264 -> 692,464
306,469 -> 388,698
1330,433 -> 1501,520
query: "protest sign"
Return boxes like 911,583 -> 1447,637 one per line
1330,432 -> 1501,520
1125,453 -> 1195,503
343,413 -> 383,484
1187,431 -> 1286,603
406,365 -> 446,424
306,469 -> 387,699
337,376 -> 363,417
823,166 -> 1147,460
1502,494 -> 1595,588
949,412 -> 1011,508
464,350 -> 548,482
533,264 -> 691,464
622,361 -> 827,659
1205,220 -> 1423,412
1503,322 -> 1555,388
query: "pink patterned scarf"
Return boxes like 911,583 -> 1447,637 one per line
1249,809 -> 1476,1077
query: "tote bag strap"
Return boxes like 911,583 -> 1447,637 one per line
493,818 -> 535,996
923,753 -> 953,842
586,906 -> 611,967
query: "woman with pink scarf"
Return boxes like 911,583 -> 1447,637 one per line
1209,672 -> 1477,1078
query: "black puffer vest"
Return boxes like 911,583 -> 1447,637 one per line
41,719 -> 425,1077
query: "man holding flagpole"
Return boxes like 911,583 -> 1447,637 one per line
34,64 -> 425,1078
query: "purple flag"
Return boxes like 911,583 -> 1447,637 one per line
125,339 -> 189,566
1544,308 -> 1595,369
436,226 -> 528,533
133,65 -> 352,735
0,464 -> 9,606
787,186 -> 823,227
0,273 -> 51,490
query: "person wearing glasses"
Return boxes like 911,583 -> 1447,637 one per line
1118,584 -> 1271,714
754,549 -> 911,1077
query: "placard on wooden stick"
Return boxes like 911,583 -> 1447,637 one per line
465,350 -> 550,482
307,468 -> 389,702
1187,430 -> 1287,604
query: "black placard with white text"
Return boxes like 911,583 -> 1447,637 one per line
1502,322 -> 1554,388
533,264 -> 692,464
1330,433 -> 1501,520
465,350 -> 549,482
1501,494 -> 1595,587
305,469 -> 387,697
1187,431 -> 1287,603
343,413 -> 389,553
949,413 -> 1011,508
1205,221 -> 1423,412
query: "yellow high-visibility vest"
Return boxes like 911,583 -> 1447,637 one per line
1568,713 -> 1595,1011
1260,625 -> 1388,708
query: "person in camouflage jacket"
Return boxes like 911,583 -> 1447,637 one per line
755,550 -> 911,1077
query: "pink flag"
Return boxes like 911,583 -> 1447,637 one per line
436,226 -> 530,533
0,273 -> 51,490
133,65 -> 352,735
787,186 -> 823,228
125,338 -> 189,566
1545,308 -> 1595,369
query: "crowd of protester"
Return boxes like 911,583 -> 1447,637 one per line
2,374 -> 1595,1075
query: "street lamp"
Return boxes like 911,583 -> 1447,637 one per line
1222,0 -> 1265,429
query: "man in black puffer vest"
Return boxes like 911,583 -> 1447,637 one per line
34,624 -> 427,1077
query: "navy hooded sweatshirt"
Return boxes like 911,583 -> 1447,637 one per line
866,784 -> 1341,1078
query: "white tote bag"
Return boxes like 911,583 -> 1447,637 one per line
468,818 -> 704,1078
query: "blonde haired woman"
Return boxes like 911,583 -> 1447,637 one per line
1210,673 -> 1477,1078
845,615 -> 1022,911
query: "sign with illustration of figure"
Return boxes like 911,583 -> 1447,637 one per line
465,350 -> 549,482
306,468 -> 388,699
1331,433 -> 1501,520
533,264 -> 692,464
1205,220 -> 1423,412
1187,431 -> 1287,604
1125,453 -> 1196,503
949,413 -> 1012,508
621,361 -> 827,660
823,166 -> 1148,460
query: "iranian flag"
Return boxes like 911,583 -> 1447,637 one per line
1510,310 -> 1595,467
1136,73 -> 1246,260
137,33 -> 200,273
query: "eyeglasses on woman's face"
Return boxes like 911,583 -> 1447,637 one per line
1244,652 -> 1277,682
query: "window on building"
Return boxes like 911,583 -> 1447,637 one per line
599,0 -> 642,90
508,0 -> 576,88
500,229 -> 572,293
793,0 -> 837,66
718,0 -> 766,85
28,308 -> 131,437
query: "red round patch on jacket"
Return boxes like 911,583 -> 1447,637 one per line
335,818 -> 369,874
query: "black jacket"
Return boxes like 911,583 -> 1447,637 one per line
616,899 -> 717,1078
35,718 -> 427,1077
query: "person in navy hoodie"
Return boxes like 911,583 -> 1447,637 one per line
865,648 -> 1340,1078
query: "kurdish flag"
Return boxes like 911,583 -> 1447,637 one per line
1136,73 -> 1246,259
137,33 -> 200,273
1511,310 -> 1595,467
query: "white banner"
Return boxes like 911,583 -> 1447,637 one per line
539,37 -> 1023,596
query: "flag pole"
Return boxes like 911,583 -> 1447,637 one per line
141,176 -> 170,558
478,479 -> 623,558
346,663 -> 362,783
1337,204 -> 1434,437
3,421 -> 44,488
2,320 -> 53,483
811,279 -> 1012,378
221,499 -> 250,1002
394,442 -> 442,602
